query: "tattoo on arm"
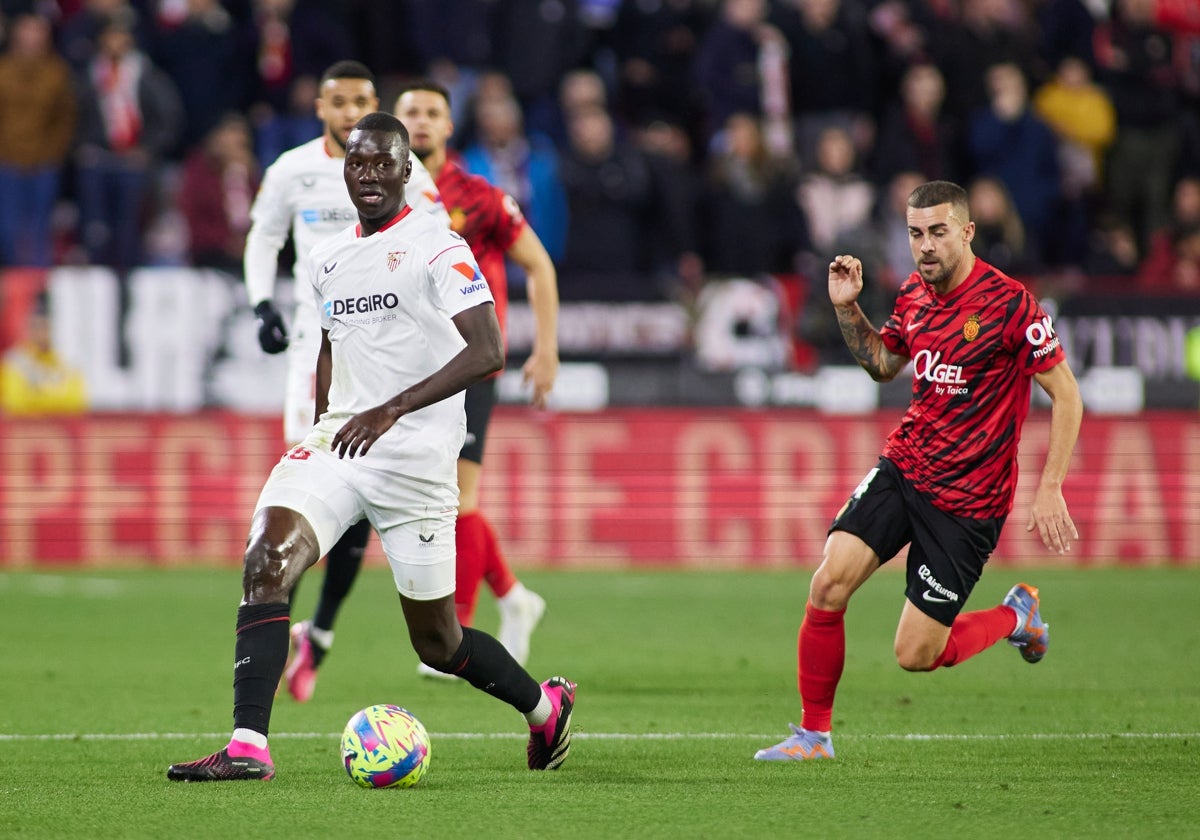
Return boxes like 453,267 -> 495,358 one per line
835,304 -> 906,382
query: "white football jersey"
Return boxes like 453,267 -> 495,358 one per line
244,136 -> 447,311
303,206 -> 495,480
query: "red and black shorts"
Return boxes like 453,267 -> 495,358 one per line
829,457 -> 1005,626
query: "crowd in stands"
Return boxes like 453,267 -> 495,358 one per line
1,0 -> 1199,322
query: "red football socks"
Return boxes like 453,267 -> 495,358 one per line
454,511 -> 489,626
798,601 -> 846,733
933,605 -> 1018,668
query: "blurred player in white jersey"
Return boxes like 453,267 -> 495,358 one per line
242,61 -> 448,702
168,113 -> 575,782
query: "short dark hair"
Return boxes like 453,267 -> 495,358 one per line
395,79 -> 452,107
908,180 -> 970,220
353,112 -> 409,146
320,60 -> 375,88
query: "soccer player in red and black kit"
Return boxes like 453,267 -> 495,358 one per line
756,180 -> 1083,761
394,80 -> 560,676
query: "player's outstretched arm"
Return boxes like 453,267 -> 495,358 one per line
1028,360 -> 1083,554
508,226 -> 559,409
332,303 -> 504,459
829,255 -> 907,382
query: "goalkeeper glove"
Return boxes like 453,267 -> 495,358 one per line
254,300 -> 289,354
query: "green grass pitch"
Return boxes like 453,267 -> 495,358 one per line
1,566 -> 1197,838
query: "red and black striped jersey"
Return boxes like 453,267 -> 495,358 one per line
434,160 -> 527,338
879,258 -> 1066,519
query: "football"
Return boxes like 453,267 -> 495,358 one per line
340,704 -> 431,789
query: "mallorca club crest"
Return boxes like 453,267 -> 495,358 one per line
962,313 -> 981,342
386,250 -> 406,272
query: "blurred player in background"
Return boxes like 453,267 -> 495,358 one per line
756,180 -> 1082,761
241,60 -> 448,702
168,113 -> 575,781
393,80 -> 560,679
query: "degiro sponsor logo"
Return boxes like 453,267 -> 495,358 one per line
302,207 -> 358,225
324,292 -> 400,317
1026,316 -> 1061,358
913,349 -> 970,396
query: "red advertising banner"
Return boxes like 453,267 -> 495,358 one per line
1,409 -> 1197,567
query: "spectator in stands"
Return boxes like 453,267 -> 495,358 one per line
699,111 -> 805,277
1139,176 -> 1200,287
772,0 -> 876,149
795,123 -> 875,258
1083,213 -> 1142,277
967,174 -> 1036,274
73,9 -> 183,273
178,112 -> 259,272
932,0 -> 1041,124
967,61 -> 1060,266
871,61 -> 965,188
59,0 -> 152,72
153,0 -> 253,156
0,13 -> 77,268
876,170 -> 928,292
609,0 -> 710,133
692,0 -> 779,142
558,103 -> 675,301
0,295 -> 88,416
245,0 -> 354,115
1032,53 -> 1117,265
1137,220 -> 1200,292
253,74 -> 321,167
462,93 -> 567,264
1094,0 -> 1183,253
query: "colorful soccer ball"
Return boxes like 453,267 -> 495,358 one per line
340,704 -> 431,789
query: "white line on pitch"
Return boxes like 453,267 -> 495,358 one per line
0,731 -> 1197,743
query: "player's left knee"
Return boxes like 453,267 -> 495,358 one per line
894,642 -> 941,672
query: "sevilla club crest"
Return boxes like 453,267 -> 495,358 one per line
387,251 -> 406,272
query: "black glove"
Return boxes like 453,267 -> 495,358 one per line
254,300 -> 289,354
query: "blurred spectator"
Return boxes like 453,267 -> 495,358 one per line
253,73 -> 320,166
59,0 -> 153,71
1032,54 -> 1116,265
559,103 -> 685,300
153,0 -> 253,156
0,295 -> 88,416
932,0 -> 1041,124
865,0 -> 936,108
871,61 -> 965,187
548,67 -> 609,148
876,169 -> 927,291
1035,0 -> 1096,71
1083,212 -> 1141,276
1138,175 -> 1200,283
246,0 -> 353,115
178,112 -> 259,272
967,174 -> 1036,274
772,0 -> 876,137
1094,0 -> 1183,253
967,61 -> 1060,264
73,9 -> 183,272
795,124 -> 875,258
462,93 -> 567,264
0,13 -> 77,267
489,0 -> 591,140
1137,220 -> 1200,291
692,0 -> 779,142
699,112 -> 805,277
609,0 -> 710,132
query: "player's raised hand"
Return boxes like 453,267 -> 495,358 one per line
522,348 -> 558,410
254,300 -> 289,354
332,405 -> 402,459
828,255 -> 864,307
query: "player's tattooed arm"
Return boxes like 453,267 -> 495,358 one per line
827,254 -> 907,382
834,303 -> 908,382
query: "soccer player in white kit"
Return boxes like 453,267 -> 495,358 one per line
167,113 -> 575,782
243,61 -> 449,701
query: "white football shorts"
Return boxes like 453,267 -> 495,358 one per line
254,443 -> 460,600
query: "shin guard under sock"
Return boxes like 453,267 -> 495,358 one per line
798,601 -> 846,733
933,604 -> 1018,668
444,626 -> 541,714
232,602 -> 291,736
